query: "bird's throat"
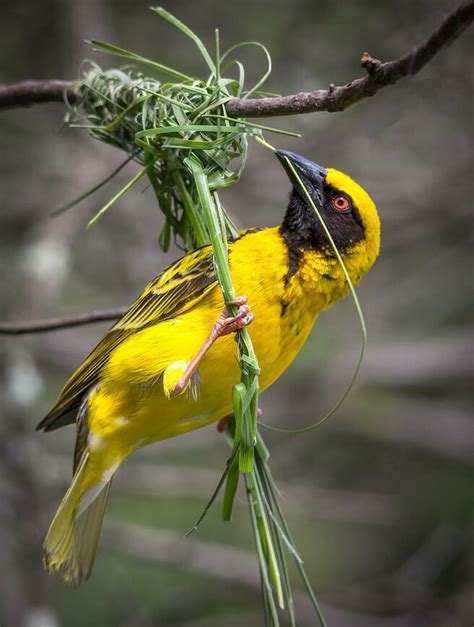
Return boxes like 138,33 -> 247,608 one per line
279,189 -> 365,282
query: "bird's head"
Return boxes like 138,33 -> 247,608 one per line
276,149 -> 380,272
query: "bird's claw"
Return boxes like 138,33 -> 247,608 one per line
225,295 -> 248,307
219,296 -> 254,336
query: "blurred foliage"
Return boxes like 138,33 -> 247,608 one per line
0,1 -> 472,627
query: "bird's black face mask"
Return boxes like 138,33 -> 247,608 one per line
275,149 -> 366,277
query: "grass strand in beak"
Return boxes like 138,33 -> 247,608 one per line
257,142 -> 367,434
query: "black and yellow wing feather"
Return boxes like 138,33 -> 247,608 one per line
37,245 -> 218,431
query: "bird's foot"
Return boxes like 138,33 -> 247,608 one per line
216,296 -> 254,337
168,297 -> 254,398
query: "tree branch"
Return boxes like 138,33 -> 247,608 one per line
226,0 -> 474,117
0,307 -> 127,335
0,79 -> 77,109
0,2 -> 472,116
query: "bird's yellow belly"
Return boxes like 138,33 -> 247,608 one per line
86,229 -> 328,457
88,295 -> 319,454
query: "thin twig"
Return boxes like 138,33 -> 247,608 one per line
0,2 -> 471,116
226,0 -> 474,117
0,307 -> 127,335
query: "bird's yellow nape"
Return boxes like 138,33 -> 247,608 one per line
326,167 -> 381,258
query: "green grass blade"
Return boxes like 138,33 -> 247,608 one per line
221,59 -> 245,97
185,445 -> 240,536
222,450 -> 240,521
235,383 -> 253,472
246,473 -> 284,611
51,152 -> 137,216
256,431 -> 270,461
136,124 -> 242,138
221,41 -> 272,99
245,474 -> 281,626
151,7 -> 216,74
190,158 -> 259,474
255,462 -> 296,626
223,408 -> 241,520
249,473 -> 284,609
89,40 -> 194,82
214,186 -> 240,241
215,29 -> 221,85
87,166 -> 148,228
259,458 -> 328,627
190,157 -> 235,298
208,114 -> 301,138
172,170 -> 209,246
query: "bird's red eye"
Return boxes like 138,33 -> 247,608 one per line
332,196 -> 350,212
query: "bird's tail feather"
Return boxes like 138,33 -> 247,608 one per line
43,452 -> 112,585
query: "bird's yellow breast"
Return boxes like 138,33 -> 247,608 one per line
86,226 -> 369,455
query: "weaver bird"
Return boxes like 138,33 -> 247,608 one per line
38,150 -> 380,583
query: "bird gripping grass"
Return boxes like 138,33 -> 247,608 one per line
62,7 -> 332,626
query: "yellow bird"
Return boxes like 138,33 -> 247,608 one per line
38,150 -> 380,584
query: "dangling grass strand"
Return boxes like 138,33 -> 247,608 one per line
87,166 -> 148,228
51,152 -> 138,217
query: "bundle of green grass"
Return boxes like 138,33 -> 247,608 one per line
66,7 -> 295,251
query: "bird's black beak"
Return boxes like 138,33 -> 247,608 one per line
276,149 -> 327,208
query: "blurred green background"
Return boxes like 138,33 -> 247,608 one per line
0,1 -> 472,626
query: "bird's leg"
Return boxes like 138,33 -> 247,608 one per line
169,296 -> 254,398
217,408 -> 263,433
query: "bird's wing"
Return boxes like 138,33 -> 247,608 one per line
37,245 -> 218,431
